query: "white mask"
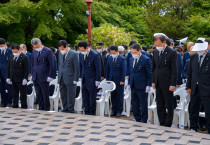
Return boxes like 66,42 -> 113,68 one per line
36,48 -> 42,52
156,47 -> 164,52
132,54 -> 140,59
111,54 -> 118,59
21,51 -> 26,54
81,51 -> 88,56
60,50 -> 66,55
96,49 -> 102,53
197,50 -> 206,56
0,47 -> 5,51
13,53 -> 20,57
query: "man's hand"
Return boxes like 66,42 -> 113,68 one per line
176,85 -> 180,88
28,74 -> 31,77
95,81 -> 100,87
6,79 -> 12,85
126,76 -> 129,80
22,79 -> 27,86
120,82 -> 124,85
47,77 -> 54,83
145,86 -> 151,93
187,88 -> 191,94
152,83 -> 155,89
101,77 -> 104,80
169,86 -> 176,92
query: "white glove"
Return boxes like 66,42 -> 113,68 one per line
22,79 -> 27,85
73,81 -> 78,85
47,77 -> 54,82
6,79 -> 12,85
128,85 -> 131,91
145,86 -> 151,93
95,81 -> 100,87
79,78 -> 82,81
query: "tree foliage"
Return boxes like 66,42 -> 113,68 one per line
0,0 -> 209,52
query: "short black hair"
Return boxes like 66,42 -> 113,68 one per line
166,38 -> 171,46
122,44 -> 128,50
6,42 -> 11,48
11,43 -> 20,50
75,44 -> 78,50
142,46 -> 148,52
154,35 -> 166,43
130,43 -> 142,51
129,40 -> 137,47
109,45 -> 118,52
50,47 -> 56,53
0,38 -> 6,45
78,41 -> 89,49
149,45 -> 154,49
57,40 -> 68,48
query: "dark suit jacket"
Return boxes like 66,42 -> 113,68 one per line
7,53 -> 29,83
152,46 -> 177,88
0,48 -> 12,79
31,47 -> 54,83
106,54 -> 126,86
186,52 -> 210,97
26,52 -> 32,74
129,54 -> 152,90
79,49 -> 101,89
176,52 -> 182,85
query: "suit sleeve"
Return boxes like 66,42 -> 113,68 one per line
94,54 -> 101,82
24,56 -> 29,80
120,58 -> 126,82
31,51 -> 34,76
170,50 -> 177,86
105,57 -> 110,80
79,54 -> 83,78
28,53 -> 32,74
176,53 -> 182,85
73,53 -> 80,82
6,56 -> 11,79
53,55 -> 57,79
126,52 -> 132,76
146,58 -> 152,86
48,50 -> 54,78
152,51 -> 156,84
99,53 -> 105,78
186,56 -> 193,89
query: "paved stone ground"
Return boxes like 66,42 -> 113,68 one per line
0,108 -> 210,145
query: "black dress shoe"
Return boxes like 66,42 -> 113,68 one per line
116,113 -> 121,118
12,105 -> 19,108
0,104 -> 6,107
6,104 -> 12,107
62,110 -> 68,113
110,112 -> 116,117
68,110 -> 75,113
200,125 -> 207,131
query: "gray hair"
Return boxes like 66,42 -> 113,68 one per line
20,44 -> 27,49
31,38 -> 42,45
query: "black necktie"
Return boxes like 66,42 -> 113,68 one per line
159,51 -> 163,63
84,55 -> 87,64
1,50 -> 4,58
63,54 -> 66,63
134,59 -> 138,68
14,57 -> 17,64
112,58 -> 116,68
37,52 -> 41,63
199,56 -> 203,69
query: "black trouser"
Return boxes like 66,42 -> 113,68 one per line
12,82 -> 27,108
190,85 -> 210,133
156,84 -> 174,127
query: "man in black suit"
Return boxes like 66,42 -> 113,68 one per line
186,37 -> 210,133
6,44 -> 29,108
152,33 -> 177,127
96,42 -> 108,80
